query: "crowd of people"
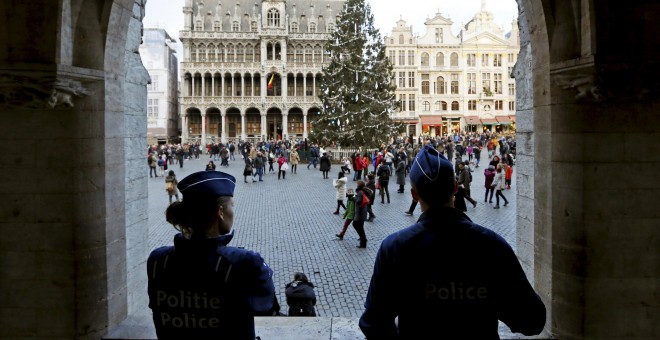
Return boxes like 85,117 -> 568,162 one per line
147,130 -> 544,339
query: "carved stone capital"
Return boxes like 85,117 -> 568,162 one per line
0,65 -> 96,109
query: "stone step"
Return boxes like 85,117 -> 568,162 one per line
104,315 -> 554,340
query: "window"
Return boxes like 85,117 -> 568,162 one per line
509,101 -> 516,111
408,94 -> 415,111
408,50 -> 415,65
147,75 -> 159,91
214,21 -> 221,32
495,73 -> 503,94
508,83 -> 515,96
251,21 -> 258,32
399,94 -> 406,111
388,51 -> 396,65
232,21 -> 239,32
309,22 -> 317,33
434,101 -> 442,111
423,101 -> 430,111
508,67 -> 513,77
399,34 -> 404,44
467,73 -> 476,94
421,74 -> 430,94
195,20 -> 202,31
398,51 -> 405,65
268,8 -> 280,27
451,101 -> 459,111
436,76 -> 445,94
468,100 -> 477,110
398,72 -> 405,88
495,100 -> 503,110
421,53 -> 429,66
327,23 -> 335,32
226,44 -> 234,62
291,22 -> 299,32
450,53 -> 459,67
147,98 -> 158,117
408,72 -> 415,88
508,53 -> 515,63
481,54 -> 489,67
482,73 -> 491,92
451,73 -> 459,94
441,101 -> 448,111
436,52 -> 444,67
435,28 -> 443,43
494,54 -> 502,67
467,54 -> 476,67
198,46 -> 206,61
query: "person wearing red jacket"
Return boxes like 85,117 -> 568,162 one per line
483,165 -> 496,203
353,152 -> 364,181
505,162 -> 513,189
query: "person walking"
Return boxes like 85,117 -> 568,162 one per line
333,172 -> 348,214
505,161 -> 513,189
376,162 -> 391,204
277,154 -> 288,180
267,151 -> 275,174
147,171 -> 280,339
365,173 -> 377,222
458,161 -> 477,208
353,181 -> 370,248
395,157 -> 406,193
285,272 -> 317,317
164,170 -> 179,204
243,156 -> 254,183
289,148 -> 300,174
252,152 -> 264,182
484,165 -> 496,203
352,152 -> 364,181
319,152 -> 331,179
205,160 -> 216,171
148,152 -> 158,178
359,145 -> 545,339
335,189 -> 355,240
493,164 -> 510,209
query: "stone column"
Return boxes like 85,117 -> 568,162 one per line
221,112 -> 226,143
303,113 -> 308,138
261,74 -> 267,97
261,113 -> 267,138
221,75 -> 225,99
282,73 -> 288,100
313,75 -> 316,96
241,74 -> 245,97
201,74 -> 205,98
232,75 -> 235,97
294,76 -> 297,96
211,75 -> 215,97
282,113 -> 288,139
201,111 -> 207,145
240,113 -> 246,139
303,76 -> 307,97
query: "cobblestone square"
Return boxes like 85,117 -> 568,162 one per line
147,154 -> 517,318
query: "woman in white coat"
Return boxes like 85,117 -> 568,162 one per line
493,164 -> 510,209
333,172 -> 348,214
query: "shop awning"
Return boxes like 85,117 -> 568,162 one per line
464,116 -> 480,124
420,116 -> 444,125
509,115 -> 516,122
496,116 -> 513,124
481,118 -> 498,124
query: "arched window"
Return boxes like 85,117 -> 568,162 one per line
309,22 -> 317,33
268,8 -> 280,27
441,101 -> 448,111
451,101 -> 459,111
235,44 -> 244,62
198,44 -> 206,62
207,44 -> 216,62
399,34 -> 404,44
226,44 -> 235,62
436,76 -> 445,94
434,101 -> 441,111
450,52 -> 459,67
421,53 -> 429,66
436,52 -> 444,67
232,21 -> 239,32
423,101 -> 431,111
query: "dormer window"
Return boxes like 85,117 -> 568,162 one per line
291,22 -> 299,32
309,22 -> 317,33
327,23 -> 335,32
214,21 -> 221,32
195,20 -> 203,31
398,34 -> 404,44
232,21 -> 239,32
268,8 -> 280,27
251,21 -> 258,32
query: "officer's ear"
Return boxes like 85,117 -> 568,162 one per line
216,205 -> 224,221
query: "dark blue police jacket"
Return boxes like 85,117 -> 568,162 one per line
147,232 -> 276,340
359,207 -> 546,339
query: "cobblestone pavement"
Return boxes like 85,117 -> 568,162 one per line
147,153 -> 517,318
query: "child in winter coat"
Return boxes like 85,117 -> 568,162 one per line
335,189 -> 355,240
505,162 -> 513,189
285,272 -> 317,316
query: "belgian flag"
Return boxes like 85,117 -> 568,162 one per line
267,73 -> 275,90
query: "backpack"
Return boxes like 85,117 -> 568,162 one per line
379,166 -> 390,181
359,190 -> 370,208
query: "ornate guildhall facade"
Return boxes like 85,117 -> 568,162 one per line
179,0 -> 345,143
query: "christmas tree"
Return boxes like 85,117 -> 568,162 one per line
309,0 -> 403,148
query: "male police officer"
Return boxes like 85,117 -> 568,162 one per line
359,145 -> 546,339
148,171 -> 278,339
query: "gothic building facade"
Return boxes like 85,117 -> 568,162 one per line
385,5 -> 520,137
179,0 -> 345,144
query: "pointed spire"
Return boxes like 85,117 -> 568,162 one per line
481,0 -> 487,11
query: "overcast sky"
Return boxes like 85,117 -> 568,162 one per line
144,0 -> 518,43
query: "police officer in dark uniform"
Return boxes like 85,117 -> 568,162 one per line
147,171 -> 279,340
359,145 -> 546,339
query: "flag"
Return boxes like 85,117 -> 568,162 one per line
267,73 -> 275,90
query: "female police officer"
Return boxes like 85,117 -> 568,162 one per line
148,171 -> 279,339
